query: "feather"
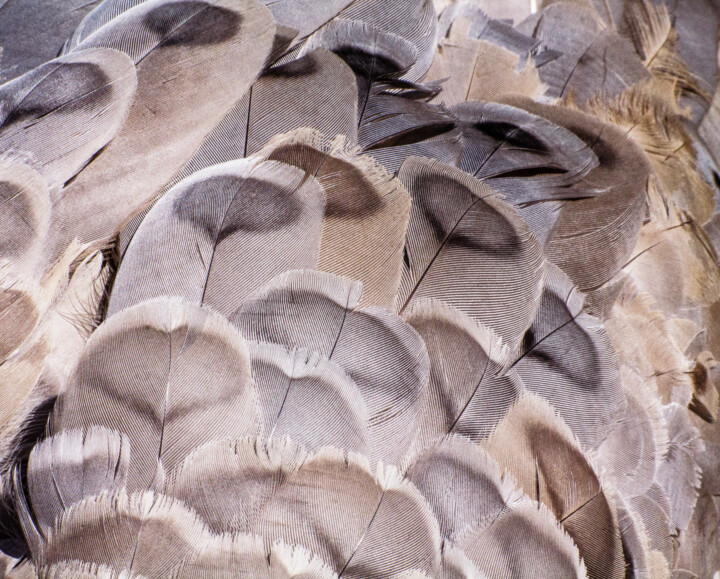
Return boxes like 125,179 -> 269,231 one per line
689,351 -> 720,423
583,80 -> 715,225
453,498 -> 586,579
0,160 -> 51,278
249,341 -> 369,454
175,534 -> 338,579
27,427 -> 129,537
256,130 -> 412,310
0,48 -> 137,191
405,436 -> 522,540
51,298 -> 260,491
512,263 -> 624,449
485,392 -> 626,579
41,490 -> 214,575
38,560 -> 134,578
169,440 -> 442,577
451,100 -> 600,204
615,498 -> 657,579
403,300 -> 523,454
0,266 -> 43,365
627,483 -> 674,566
0,0 -> 102,82
166,48 -> 359,190
656,403 -> 703,533
109,159 -> 325,317
48,0 -> 276,260
397,157 -> 545,348
502,95 -> 651,293
425,22 -> 545,106
593,373 -> 668,499
232,270 -> 429,465
517,1 -> 650,104
303,19 -> 462,174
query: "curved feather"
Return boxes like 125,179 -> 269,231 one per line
27,427 -> 130,536
397,157 -> 545,347
0,48 -> 137,190
52,298 -> 260,492
49,0 -> 276,259
249,341 -> 369,454
257,130 -> 412,310
403,300 -> 523,455
232,270 -> 429,465
109,159 -> 325,317
485,392 -> 625,579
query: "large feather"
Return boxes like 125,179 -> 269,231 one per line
256,130 -> 412,309
397,157 -> 545,347
249,341 -> 369,454
512,263 -> 624,449
109,159 -> 325,316
166,47 -> 359,189
51,298 -> 260,491
0,48 -> 137,190
403,300 -> 523,455
502,95 -> 651,294
451,100 -> 600,204
231,270 -> 429,465
517,0 -> 650,104
48,0 -> 276,259
169,439 -> 442,577
485,392 -> 625,579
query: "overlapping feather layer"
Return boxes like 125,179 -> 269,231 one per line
0,0 -> 718,577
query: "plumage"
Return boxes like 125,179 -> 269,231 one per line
1,0 -> 719,575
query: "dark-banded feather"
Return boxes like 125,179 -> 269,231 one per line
513,263 -> 624,449
109,159 -> 325,317
167,48 -> 359,189
0,48 -> 137,190
403,300 -> 523,455
232,270 -> 429,465
49,0 -> 275,259
302,19 -> 462,174
0,0 -> 102,82
397,157 -> 545,347
485,392 -> 625,579
257,130 -> 412,310
452,100 -> 599,204
502,95 -> 651,293
52,298 -> 260,492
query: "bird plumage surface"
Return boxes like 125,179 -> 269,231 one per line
0,0 -> 718,577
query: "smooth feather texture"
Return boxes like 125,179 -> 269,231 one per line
403,299 -> 523,455
0,48 -> 137,191
513,263 -> 625,449
485,392 -> 625,579
256,130 -> 412,310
